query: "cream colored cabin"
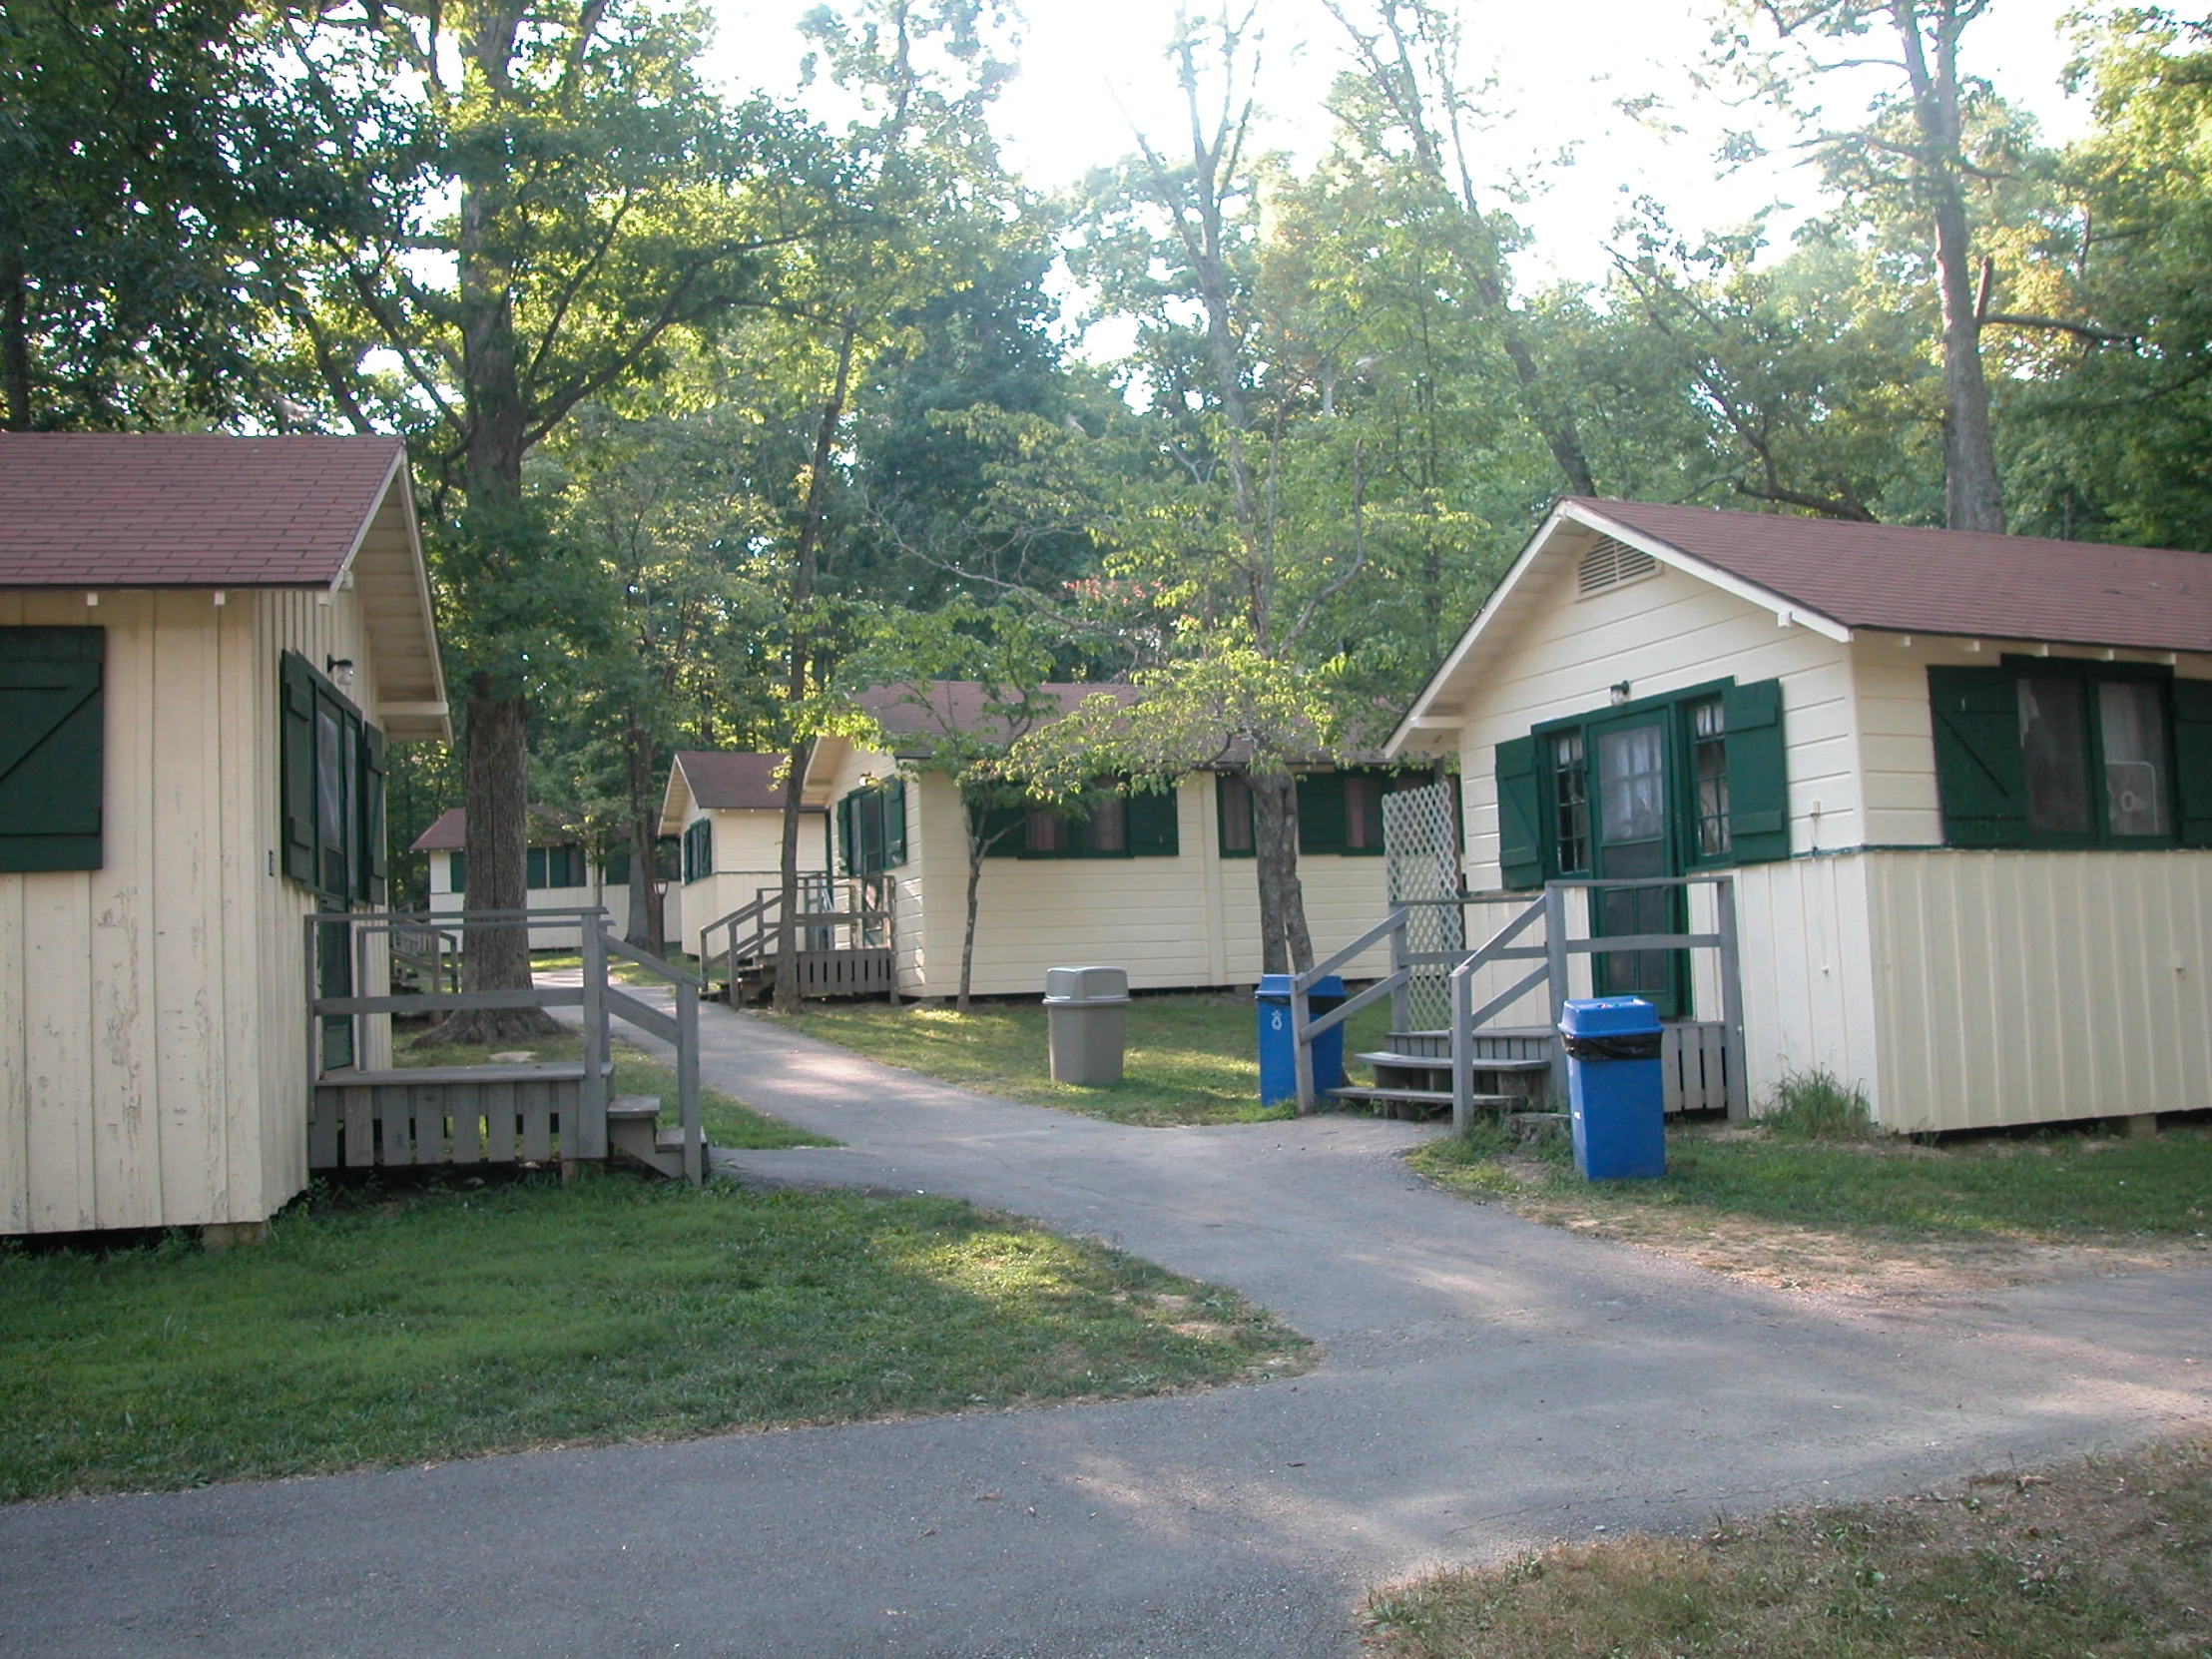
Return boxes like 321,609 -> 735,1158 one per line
798,683 -> 1416,1000
1389,498 -> 2212,1134
0,435 -> 447,1235
659,751 -> 830,958
413,808 -> 644,948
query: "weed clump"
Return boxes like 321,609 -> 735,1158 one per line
1762,1067 -> 1879,1140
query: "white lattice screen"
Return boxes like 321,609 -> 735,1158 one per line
1382,780 -> 1462,1031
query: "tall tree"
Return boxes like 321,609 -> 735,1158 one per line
287,0 -> 811,1032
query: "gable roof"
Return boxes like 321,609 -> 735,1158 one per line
1580,498 -> 2212,653
0,433 -> 449,741
1389,498 -> 2212,755
658,751 -> 823,836
407,806 -> 583,852
0,433 -> 410,588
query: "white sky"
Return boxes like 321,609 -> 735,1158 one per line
703,0 -> 2096,290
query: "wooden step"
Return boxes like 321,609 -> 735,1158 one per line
608,1108 -> 696,1179
1355,1050 -> 1550,1073
606,1093 -> 661,1122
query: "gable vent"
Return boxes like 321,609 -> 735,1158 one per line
1577,537 -> 1659,598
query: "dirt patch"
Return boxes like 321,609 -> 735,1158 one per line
1495,1186 -> 2208,1301
1366,1431 -> 2212,1659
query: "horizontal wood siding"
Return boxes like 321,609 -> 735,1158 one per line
1455,561 -> 1857,887
1866,848 -> 2212,1133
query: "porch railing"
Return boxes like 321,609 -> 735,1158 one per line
305,907 -> 703,1184
1288,875 -> 1748,1126
698,873 -> 895,1003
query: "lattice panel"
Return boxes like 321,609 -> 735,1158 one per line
1382,781 -> 1463,1031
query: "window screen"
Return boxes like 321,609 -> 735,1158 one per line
2100,681 -> 2169,836
2019,677 -> 2092,834
1551,731 -> 1588,874
1690,698 -> 1731,858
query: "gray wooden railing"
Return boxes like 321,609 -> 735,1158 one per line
306,907 -> 702,1184
1289,875 -> 1748,1126
698,873 -> 895,1003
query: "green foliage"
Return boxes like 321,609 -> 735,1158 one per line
1761,1067 -> 1879,1141
0,1173 -> 1311,1500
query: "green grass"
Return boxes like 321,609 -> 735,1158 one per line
528,948 -> 702,986
773,990 -> 1397,1126
1366,1436 -> 2212,1659
1409,1115 -> 2212,1244
398,1033 -> 832,1151
0,1171 -> 1313,1502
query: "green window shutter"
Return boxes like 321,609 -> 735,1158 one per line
1722,678 -> 1790,863
1297,772 -> 1347,853
526,845 -> 548,888
2174,678 -> 2212,846
450,849 -> 466,894
976,801 -> 1025,857
835,797 -> 853,874
1127,786 -> 1180,855
881,779 -> 907,867
359,723 -> 387,901
1494,737 -> 1544,889
0,626 -> 104,872
1928,666 -> 2027,846
278,652 -> 317,883
604,844 -> 631,885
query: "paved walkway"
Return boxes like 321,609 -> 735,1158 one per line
5,1002 -> 2209,1659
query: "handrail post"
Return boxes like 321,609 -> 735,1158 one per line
1543,883 -> 1570,1109
883,873 -> 900,1006
1291,974 -> 1317,1114
1450,956 -> 1472,1130
1715,874 -> 1750,1121
1388,909 -> 1407,1035
678,974 -> 702,1186
578,916 -> 608,1161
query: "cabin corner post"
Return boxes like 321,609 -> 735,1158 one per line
1715,874 -> 1750,1122
678,976 -> 702,1186
883,872 -> 900,1006
302,912 -> 319,1111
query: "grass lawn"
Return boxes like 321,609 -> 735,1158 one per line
529,947 -> 702,986
398,1033 -> 832,1151
1365,1435 -> 2212,1659
0,1170 -> 1313,1502
1410,1115 -> 2212,1294
773,990 -> 1397,1127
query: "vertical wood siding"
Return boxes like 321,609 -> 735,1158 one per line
0,582 -> 389,1233
1867,849 -> 2212,1133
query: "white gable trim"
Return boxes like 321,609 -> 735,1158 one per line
1384,500 -> 1853,756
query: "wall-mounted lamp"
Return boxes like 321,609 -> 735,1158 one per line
857,772 -> 876,789
326,656 -> 356,690
1609,681 -> 1632,706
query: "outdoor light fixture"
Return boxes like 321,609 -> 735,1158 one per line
326,655 -> 356,690
1609,681 -> 1632,705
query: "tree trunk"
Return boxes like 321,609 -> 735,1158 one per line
623,711 -> 656,949
1249,770 -> 1315,975
1898,2 -> 2005,534
959,815 -> 984,1014
1,251 -> 30,431
773,319 -> 857,1015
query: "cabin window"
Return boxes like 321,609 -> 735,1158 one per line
447,850 -> 466,893
1689,698 -> 1731,858
837,779 -> 908,875
1496,678 -> 1788,890
1932,660 -> 2207,848
279,651 -> 385,904
1217,772 -> 1255,856
1296,768 -> 1435,855
0,626 -> 105,872
528,844 -> 585,888
682,817 -> 713,883
1551,732 -> 1589,874
982,782 -> 1179,858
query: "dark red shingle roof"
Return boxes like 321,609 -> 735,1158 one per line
0,433 -> 407,588
1577,498 -> 2212,653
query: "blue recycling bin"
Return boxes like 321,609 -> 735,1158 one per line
1560,996 -> 1666,1181
1257,974 -> 1346,1105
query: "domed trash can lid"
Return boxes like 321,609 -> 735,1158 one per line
1043,965 -> 1129,1005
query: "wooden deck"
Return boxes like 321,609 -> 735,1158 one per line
1329,1023 -> 1734,1119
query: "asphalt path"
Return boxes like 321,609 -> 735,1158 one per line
5,996 -> 2209,1658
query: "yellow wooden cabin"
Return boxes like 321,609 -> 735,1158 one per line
0,435 -> 447,1238
1385,498 -> 2212,1135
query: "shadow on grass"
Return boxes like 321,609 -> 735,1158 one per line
0,1167 -> 1312,1503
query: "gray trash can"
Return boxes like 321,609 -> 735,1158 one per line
1044,965 -> 1130,1085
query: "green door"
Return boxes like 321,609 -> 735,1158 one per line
1589,714 -> 1684,1016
